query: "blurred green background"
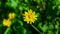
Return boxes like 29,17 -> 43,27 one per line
0,0 -> 60,34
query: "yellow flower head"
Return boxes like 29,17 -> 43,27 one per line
3,19 -> 11,27
8,13 -> 15,19
23,9 -> 37,24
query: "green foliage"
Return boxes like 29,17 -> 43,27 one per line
0,0 -> 60,34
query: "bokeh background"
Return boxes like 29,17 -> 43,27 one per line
0,0 -> 60,34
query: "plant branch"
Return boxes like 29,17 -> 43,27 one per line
31,25 -> 43,34
4,27 -> 10,34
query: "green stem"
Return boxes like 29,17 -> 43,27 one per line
31,25 -> 42,34
4,27 -> 10,34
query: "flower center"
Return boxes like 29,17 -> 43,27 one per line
28,15 -> 31,18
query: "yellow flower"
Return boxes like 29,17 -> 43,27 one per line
3,19 -> 11,27
23,9 -> 37,24
8,13 -> 15,19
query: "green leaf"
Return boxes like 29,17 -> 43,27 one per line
13,26 -> 25,34
52,6 -> 56,10
6,0 -> 19,9
19,5 -> 23,11
34,0 -> 43,3
55,0 -> 60,4
49,24 -> 54,29
48,30 -> 53,34
55,21 -> 59,29
23,6 -> 29,10
55,30 -> 59,34
18,21 -> 23,26
25,0 -> 29,3
58,6 -> 60,10
38,23 -> 48,32
36,13 -> 41,22
0,1 -> 1,5
11,0 -> 19,9
38,23 -> 42,29
4,28 -> 11,34
5,2 -> 11,6
0,24 -> 3,31
57,11 -> 60,15
55,25 -> 59,29
22,28 -> 27,34
41,24 -> 48,32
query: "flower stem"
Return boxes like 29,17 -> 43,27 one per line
31,25 -> 42,34
4,27 -> 10,34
